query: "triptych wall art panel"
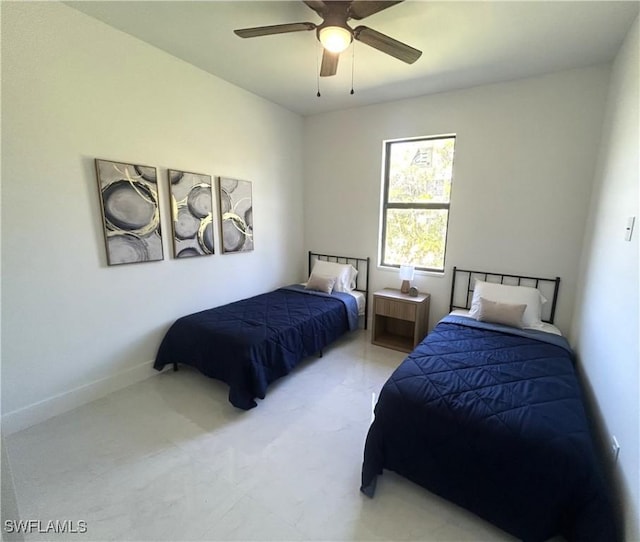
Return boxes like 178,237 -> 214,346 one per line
95,159 -> 254,265
168,169 -> 214,258
218,177 -> 254,254
95,159 -> 164,265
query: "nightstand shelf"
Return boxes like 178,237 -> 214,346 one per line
371,288 -> 430,353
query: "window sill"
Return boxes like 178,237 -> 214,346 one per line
377,265 -> 446,278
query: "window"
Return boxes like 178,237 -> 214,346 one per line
380,135 -> 456,272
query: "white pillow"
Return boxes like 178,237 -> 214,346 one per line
469,280 -> 547,327
311,260 -> 357,292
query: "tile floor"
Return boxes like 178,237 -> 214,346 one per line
4,330 -> 527,541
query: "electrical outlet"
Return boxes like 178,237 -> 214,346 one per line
611,436 -> 620,464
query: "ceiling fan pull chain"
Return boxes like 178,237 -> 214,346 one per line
350,42 -> 355,95
316,41 -> 322,97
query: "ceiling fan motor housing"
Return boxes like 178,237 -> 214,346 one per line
316,5 -> 353,49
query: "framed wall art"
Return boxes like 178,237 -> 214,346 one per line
95,159 -> 164,265
217,177 -> 254,254
168,169 -> 214,258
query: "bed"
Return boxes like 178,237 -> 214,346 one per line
154,251 -> 369,410
361,267 -> 618,542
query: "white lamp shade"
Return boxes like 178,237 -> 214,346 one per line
319,26 -> 352,53
399,265 -> 415,281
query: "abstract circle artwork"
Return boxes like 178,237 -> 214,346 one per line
168,169 -> 214,258
218,177 -> 253,254
95,159 -> 164,265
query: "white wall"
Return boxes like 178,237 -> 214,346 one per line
571,16 -> 639,541
303,66 -> 610,333
1,2 -> 304,432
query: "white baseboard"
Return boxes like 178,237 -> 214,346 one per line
1,360 -> 158,435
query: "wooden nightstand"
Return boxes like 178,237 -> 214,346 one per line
371,288 -> 430,353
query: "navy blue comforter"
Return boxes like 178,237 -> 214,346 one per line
361,316 -> 617,542
154,285 -> 358,409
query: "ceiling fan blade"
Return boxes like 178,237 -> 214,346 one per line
348,1 -> 404,20
320,50 -> 339,77
234,22 -> 316,38
353,25 -> 422,64
303,0 -> 327,16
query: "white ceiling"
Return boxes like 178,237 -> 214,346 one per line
67,1 -> 639,116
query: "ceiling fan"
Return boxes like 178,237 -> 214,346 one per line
234,0 -> 422,77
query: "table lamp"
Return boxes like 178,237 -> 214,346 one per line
399,264 -> 415,294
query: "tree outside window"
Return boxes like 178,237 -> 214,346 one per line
381,135 -> 456,272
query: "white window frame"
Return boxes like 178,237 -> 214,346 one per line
379,134 -> 456,273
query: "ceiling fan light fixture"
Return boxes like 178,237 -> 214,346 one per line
319,25 -> 352,53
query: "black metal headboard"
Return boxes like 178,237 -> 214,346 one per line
308,251 -> 370,329
449,266 -> 561,324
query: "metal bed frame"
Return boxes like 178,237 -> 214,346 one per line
449,266 -> 560,324
308,250 -> 370,330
